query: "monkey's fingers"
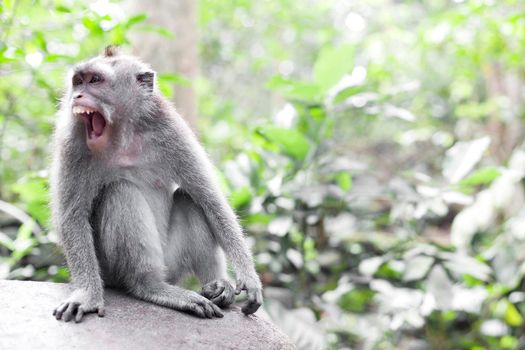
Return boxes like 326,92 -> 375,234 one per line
241,288 -> 263,315
97,307 -> 105,317
189,302 -> 211,318
211,287 -> 235,308
197,299 -> 223,318
63,302 -> 80,322
202,302 -> 215,318
210,302 -> 224,317
184,299 -> 223,318
187,303 -> 206,318
54,302 -> 69,320
73,305 -> 104,323
75,307 -> 85,323
234,279 -> 245,295
201,280 -> 226,299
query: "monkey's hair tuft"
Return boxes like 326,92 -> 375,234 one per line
103,45 -> 120,57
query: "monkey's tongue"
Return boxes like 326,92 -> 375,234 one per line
92,113 -> 106,137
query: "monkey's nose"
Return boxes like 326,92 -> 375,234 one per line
74,93 -> 83,99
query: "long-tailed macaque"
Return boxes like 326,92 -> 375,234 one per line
51,47 -> 262,323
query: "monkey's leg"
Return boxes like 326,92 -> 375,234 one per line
94,182 -> 223,318
166,189 -> 236,308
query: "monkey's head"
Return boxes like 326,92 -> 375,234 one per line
65,46 -> 156,153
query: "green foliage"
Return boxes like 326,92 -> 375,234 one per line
313,44 -> 354,92
459,167 -> 501,189
11,174 -> 49,226
198,1 -> 525,348
256,125 -> 310,160
157,73 -> 190,98
3,0 -> 525,349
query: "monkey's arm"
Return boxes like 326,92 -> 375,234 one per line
50,159 -> 105,322
167,122 -> 262,314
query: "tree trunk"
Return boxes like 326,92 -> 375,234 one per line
483,63 -> 525,162
130,0 -> 199,131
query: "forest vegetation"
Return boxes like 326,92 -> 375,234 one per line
1,0 -> 525,348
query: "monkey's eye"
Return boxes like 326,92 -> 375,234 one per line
89,74 -> 103,84
72,74 -> 82,86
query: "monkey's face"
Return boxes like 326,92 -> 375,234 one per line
68,61 -> 117,153
67,54 -> 155,154
69,74 -> 108,153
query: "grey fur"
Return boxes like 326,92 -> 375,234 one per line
50,51 -> 262,323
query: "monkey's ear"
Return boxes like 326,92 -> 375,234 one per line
103,45 -> 119,57
136,71 -> 155,93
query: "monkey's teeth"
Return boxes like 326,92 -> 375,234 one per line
73,107 -> 97,115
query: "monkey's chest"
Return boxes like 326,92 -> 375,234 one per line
111,134 -> 145,168
113,148 -> 141,168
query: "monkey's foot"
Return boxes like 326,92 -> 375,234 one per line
201,279 -> 235,308
53,288 -> 105,323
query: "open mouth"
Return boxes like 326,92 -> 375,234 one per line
73,106 -> 107,140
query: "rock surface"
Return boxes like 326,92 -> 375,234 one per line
0,280 -> 294,350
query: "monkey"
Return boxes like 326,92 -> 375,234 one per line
50,46 -> 262,323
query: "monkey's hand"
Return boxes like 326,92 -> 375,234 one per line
235,274 -> 263,315
53,288 -> 105,323
177,289 -> 224,318
201,279 -> 236,308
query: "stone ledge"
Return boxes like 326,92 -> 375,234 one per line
0,280 -> 294,350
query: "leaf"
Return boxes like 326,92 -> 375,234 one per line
403,255 -> 434,282
229,186 -> 252,210
158,80 -> 174,98
313,44 -> 355,91
157,74 -> 191,98
158,73 -> 191,86
124,14 -> 148,29
440,252 -> 491,281
505,302 -> 523,326
339,288 -> 375,312
82,17 -> 103,35
264,300 -> 327,350
0,49 -> 15,63
3,0 -> 13,11
266,76 -> 321,101
55,4 -> 72,13
426,265 -> 453,309
44,54 -> 69,62
335,172 -> 352,191
358,256 -> 383,276
332,85 -> 365,105
33,31 -> 47,52
109,25 -> 127,45
480,319 -> 509,337
256,126 -> 310,160
10,222 -> 36,264
455,101 -> 496,119
286,249 -> 304,268
135,24 -> 176,39
0,231 -> 15,251
501,336 -> 518,349
244,213 -> 273,225
459,166 -> 501,187
443,136 -> 491,184
492,246 -> 520,287
268,216 -> 293,237
383,104 -> 416,122
11,176 -> 49,225
452,285 -> 488,313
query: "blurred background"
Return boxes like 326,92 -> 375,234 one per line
1,0 -> 525,349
